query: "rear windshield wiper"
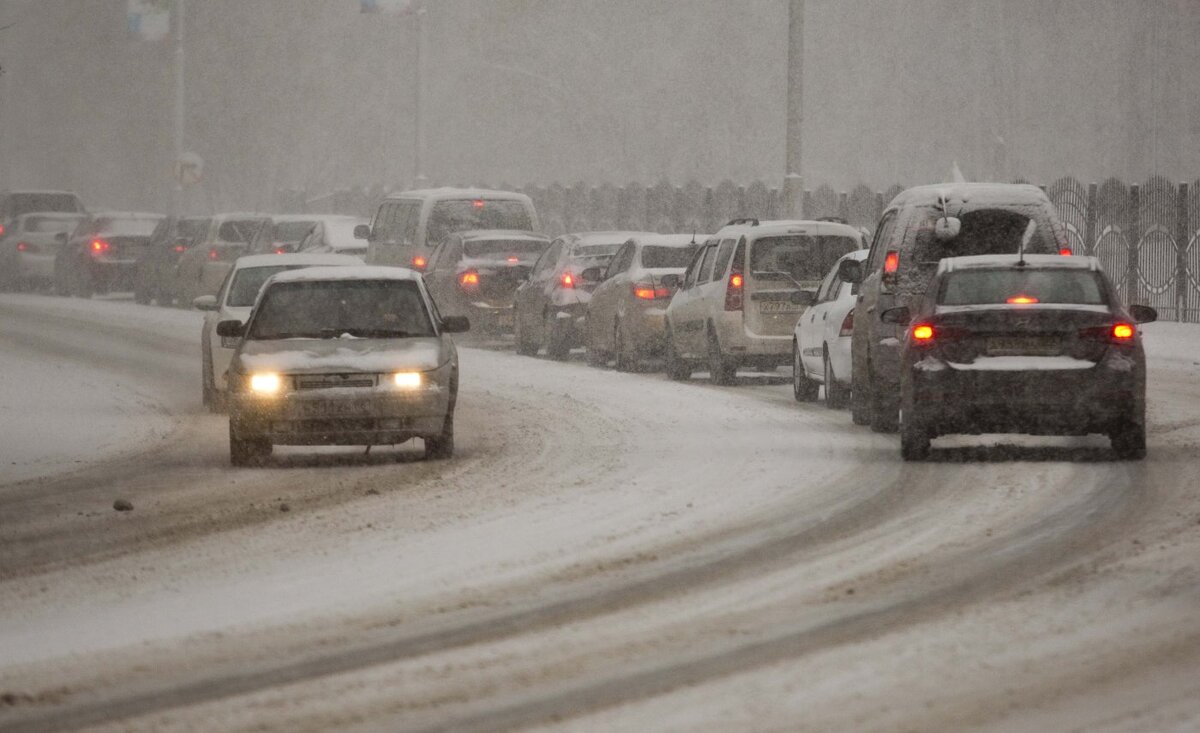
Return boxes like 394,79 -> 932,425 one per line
752,270 -> 808,290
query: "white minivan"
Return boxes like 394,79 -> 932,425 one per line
361,187 -> 539,272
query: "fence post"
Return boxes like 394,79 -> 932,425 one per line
1177,182 -> 1190,322
1083,182 -> 1098,256
802,189 -> 813,218
1127,184 -> 1140,303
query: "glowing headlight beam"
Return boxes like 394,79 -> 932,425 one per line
249,373 -> 283,394
393,372 -> 422,389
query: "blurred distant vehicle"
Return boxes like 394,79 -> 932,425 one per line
0,212 -> 86,292
512,231 -> 650,359
220,266 -> 469,465
423,230 -> 550,334
792,249 -> 868,408
583,233 -> 700,371
362,188 -> 539,272
0,190 -> 86,237
134,216 -> 211,305
193,252 -> 361,411
294,215 -> 369,259
53,212 -> 164,297
885,254 -> 1155,461
664,219 -> 865,384
173,214 -> 268,305
247,215 -> 323,255
839,183 -> 1071,432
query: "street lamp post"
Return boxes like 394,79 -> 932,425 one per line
412,5 -> 426,188
173,0 -> 186,215
784,0 -> 804,217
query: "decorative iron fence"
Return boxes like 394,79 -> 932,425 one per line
282,175 -> 1200,322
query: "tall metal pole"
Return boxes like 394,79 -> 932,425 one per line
412,6 -> 427,187
173,0 -> 186,215
784,0 -> 804,217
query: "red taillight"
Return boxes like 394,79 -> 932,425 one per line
730,273 -> 744,289
507,256 -> 519,263
724,272 -> 744,311
911,323 -> 935,342
561,271 -> 575,288
16,241 -> 29,252
473,199 -> 485,209
0,224 -> 5,236
632,282 -> 672,300
90,239 -> 111,254
838,308 -> 854,337
411,255 -> 427,270
1112,323 -> 1135,340
458,270 -> 480,291
1006,295 -> 1039,304
207,247 -> 219,260
172,244 -> 187,253
883,250 -> 899,274
274,247 -> 286,255
1059,248 -> 1072,256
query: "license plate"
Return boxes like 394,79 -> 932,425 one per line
986,336 -> 1059,356
759,301 -> 803,314
495,313 -> 514,327
294,400 -> 374,418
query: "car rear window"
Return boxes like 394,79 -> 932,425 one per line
641,245 -> 698,268
427,200 -> 532,245
22,215 -> 81,233
913,208 -> 1055,264
938,269 -> 1106,306
572,243 -> 623,259
463,239 -> 549,259
9,194 -> 83,216
249,280 -> 434,340
749,235 -> 859,282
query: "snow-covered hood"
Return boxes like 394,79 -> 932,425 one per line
234,336 -> 445,375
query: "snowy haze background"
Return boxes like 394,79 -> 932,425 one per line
0,0 -> 1197,212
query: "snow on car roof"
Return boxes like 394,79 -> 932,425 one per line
384,187 -> 532,202
568,231 -> 653,244
630,233 -> 704,247
266,265 -> 422,284
716,219 -> 865,240
455,229 -> 549,241
234,253 -> 363,269
887,182 -> 1051,210
267,214 -> 360,224
938,254 -> 1100,273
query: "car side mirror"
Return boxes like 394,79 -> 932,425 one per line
879,306 -> 911,325
440,315 -> 470,334
1128,304 -> 1157,324
792,289 -> 816,306
837,258 -> 863,284
215,320 -> 245,338
193,295 -> 218,311
659,273 -> 681,290
353,224 -> 371,240
580,266 -> 604,284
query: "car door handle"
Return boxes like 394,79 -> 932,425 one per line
822,312 -> 827,321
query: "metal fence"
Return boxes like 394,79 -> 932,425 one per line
283,175 -> 1200,322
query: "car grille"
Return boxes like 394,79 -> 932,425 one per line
295,374 -> 377,390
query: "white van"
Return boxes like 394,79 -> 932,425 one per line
360,187 -> 539,271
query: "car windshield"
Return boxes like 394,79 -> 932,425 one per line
427,200 -> 532,245
641,245 -> 698,268
749,235 -> 859,282
938,268 -> 1107,306
9,193 -> 82,215
22,215 -> 81,233
248,279 -> 434,339
463,239 -> 549,259
226,265 -> 310,307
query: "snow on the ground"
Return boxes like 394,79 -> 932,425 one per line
1140,320 -> 1200,367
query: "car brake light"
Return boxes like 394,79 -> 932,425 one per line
173,244 -> 187,253
91,239 -> 110,254
473,199 -> 485,209
1059,248 -> 1072,256
411,255 -> 427,270
0,224 -> 5,236
883,250 -> 899,274
1006,295 -> 1039,304
839,308 -> 854,337
723,273 -> 744,311
730,273 -> 744,288
1112,323 -> 1134,340
561,271 -> 575,288
632,282 -> 672,300
507,256 -> 519,263
274,247 -> 286,255
208,247 -> 219,260
911,323 -> 935,341
458,270 -> 480,291
16,241 -> 29,252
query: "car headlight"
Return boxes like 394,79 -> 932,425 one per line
249,372 -> 283,395
392,372 -> 423,389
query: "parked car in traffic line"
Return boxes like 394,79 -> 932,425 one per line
219,266 -> 469,465
583,233 -> 700,371
296,216 -> 370,259
423,229 -> 550,335
885,253 -> 1156,460
193,253 -> 362,411
513,231 -> 650,359
840,182 -> 1071,432
663,218 -> 866,384
0,190 -> 86,237
792,248 -> 869,408
134,215 -> 211,304
362,187 -> 539,272
0,212 -> 86,291
173,214 -> 268,306
53,212 -> 163,297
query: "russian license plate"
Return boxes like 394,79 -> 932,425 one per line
294,400 -> 374,418
759,301 -> 803,314
986,336 -> 1059,356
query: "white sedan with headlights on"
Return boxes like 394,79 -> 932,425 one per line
218,266 -> 469,466
195,253 -> 362,412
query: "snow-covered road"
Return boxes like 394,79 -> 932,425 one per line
1,293 -> 1199,733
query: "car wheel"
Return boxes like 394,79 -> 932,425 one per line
824,352 -> 850,409
514,313 -> 539,356
614,321 -> 637,373
229,422 -> 271,467
665,327 -> 692,381
707,327 -> 737,386
545,314 -> 570,361
900,408 -> 931,461
792,340 -> 818,402
425,411 -> 455,460
1109,418 -> 1146,460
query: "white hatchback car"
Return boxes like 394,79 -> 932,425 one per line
792,248 -> 868,408
194,253 -> 361,411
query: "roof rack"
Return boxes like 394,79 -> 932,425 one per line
725,217 -> 759,227
816,216 -> 848,224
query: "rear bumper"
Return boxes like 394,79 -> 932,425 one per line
714,312 -> 792,364
624,306 -> 669,353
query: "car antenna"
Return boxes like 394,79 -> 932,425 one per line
1017,218 -> 1036,268
690,225 -> 696,245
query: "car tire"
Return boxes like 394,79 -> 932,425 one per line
825,352 -> 850,409
229,423 -> 271,467
514,314 -> 539,356
792,341 -> 819,401
665,328 -> 692,381
425,411 -> 455,460
1109,418 -> 1146,460
614,321 -> 637,373
900,408 -> 931,461
545,314 -> 570,361
707,327 -> 737,386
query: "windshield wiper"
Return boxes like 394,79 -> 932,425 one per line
752,270 -> 808,290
